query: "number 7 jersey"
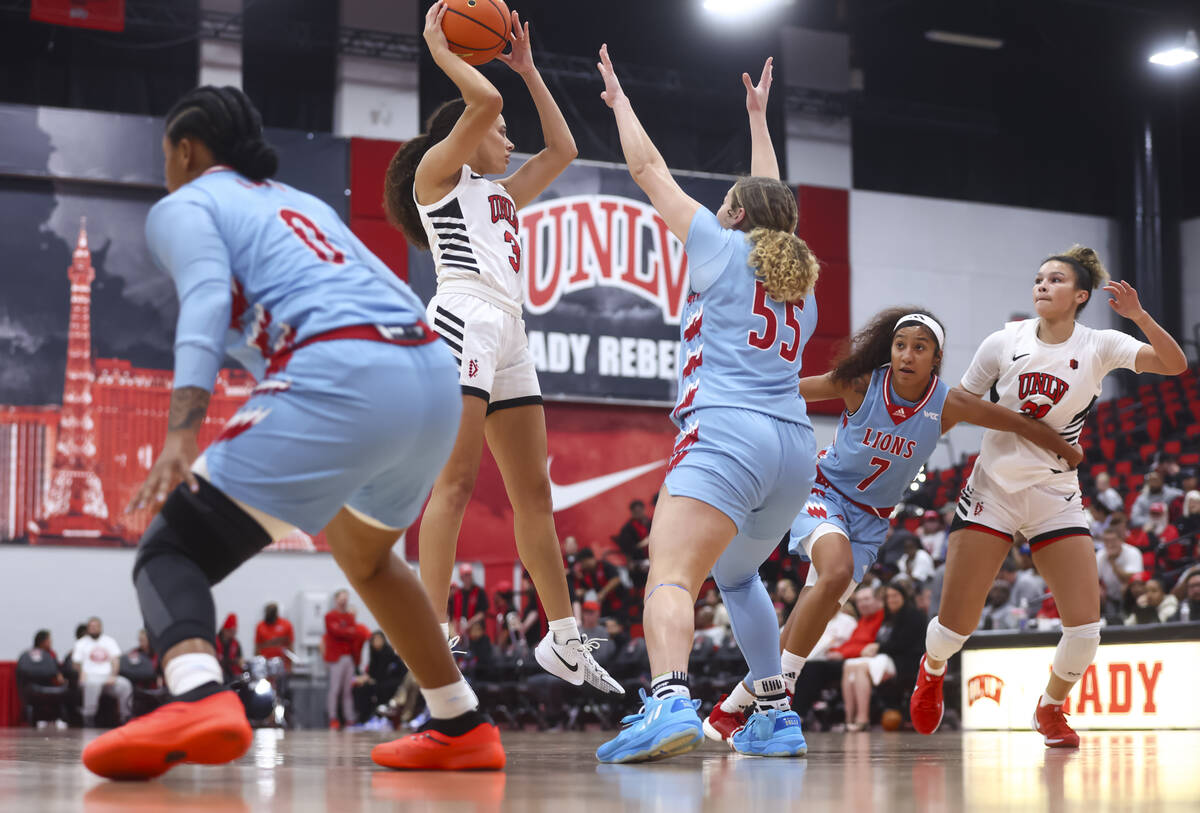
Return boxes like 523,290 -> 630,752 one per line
672,207 -> 817,428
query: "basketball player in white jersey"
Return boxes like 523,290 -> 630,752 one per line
383,2 -> 620,694
909,245 -> 1186,747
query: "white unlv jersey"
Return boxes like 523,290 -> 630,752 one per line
960,319 -> 1142,492
415,165 -> 523,315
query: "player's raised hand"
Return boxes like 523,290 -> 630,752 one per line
743,56 -> 773,115
597,44 -> 625,108
1103,280 -> 1145,320
422,1 -> 450,55
496,10 -> 535,75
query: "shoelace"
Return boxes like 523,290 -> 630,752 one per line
572,634 -> 607,657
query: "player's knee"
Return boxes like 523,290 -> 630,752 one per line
436,473 -> 480,514
925,616 -> 970,662
1052,621 -> 1101,682
817,561 -> 855,594
335,543 -> 391,587
509,476 -> 553,516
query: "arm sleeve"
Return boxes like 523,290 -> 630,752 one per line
959,329 -> 1006,396
145,196 -> 233,391
684,207 -> 738,293
1093,328 -> 1145,375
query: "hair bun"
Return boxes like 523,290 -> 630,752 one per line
231,139 -> 278,182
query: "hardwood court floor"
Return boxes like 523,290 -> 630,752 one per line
0,728 -> 1195,812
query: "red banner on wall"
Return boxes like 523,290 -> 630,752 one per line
30,0 -> 125,32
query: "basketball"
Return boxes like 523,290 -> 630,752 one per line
441,0 -> 511,66
880,709 -> 903,732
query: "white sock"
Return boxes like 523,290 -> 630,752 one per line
923,658 -> 946,677
548,616 -> 580,645
781,650 -> 807,693
752,675 -> 791,712
722,679 -> 756,712
439,622 -> 450,641
422,679 -> 479,719
165,652 -> 223,696
1040,691 -> 1066,707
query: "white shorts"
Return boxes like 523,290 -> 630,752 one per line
844,653 -> 897,685
951,464 -> 1090,552
427,291 -> 542,412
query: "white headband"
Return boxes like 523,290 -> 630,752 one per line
894,313 -> 945,349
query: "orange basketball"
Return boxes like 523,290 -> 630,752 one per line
880,708 -> 903,732
441,0 -> 511,66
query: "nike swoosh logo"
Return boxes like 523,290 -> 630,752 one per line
552,647 -> 579,672
1012,353 -> 1030,361
548,457 -> 668,512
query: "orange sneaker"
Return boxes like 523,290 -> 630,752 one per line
1032,702 -> 1080,748
909,656 -> 945,735
371,718 -> 506,771
82,690 -> 252,781
702,695 -> 748,743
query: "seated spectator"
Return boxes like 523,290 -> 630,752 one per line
807,602 -> 858,661
775,578 -> 799,621
572,547 -> 629,622
1093,471 -> 1125,514
461,620 -> 495,677
255,602 -> 295,668
792,587 -> 883,718
841,582 -> 925,731
1087,500 -> 1113,539
897,536 -> 935,586
17,630 -> 67,727
1126,578 -> 1177,625
512,571 -> 545,649
119,630 -> 159,690
1170,471 -> 1198,521
977,580 -> 1020,631
1128,503 -> 1178,552
1170,568 -> 1200,621
1096,529 -> 1143,615
1176,491 -> 1200,538
1156,454 -> 1184,490
1131,471 -> 1183,529
215,613 -> 244,682
448,564 -> 489,640
917,510 -> 947,561
353,631 -> 406,727
693,605 -> 726,648
700,587 -> 732,631
611,499 -> 651,584
1011,560 -> 1047,617
72,617 -> 131,727
1117,577 -> 1147,626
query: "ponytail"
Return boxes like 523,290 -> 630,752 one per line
747,228 -> 819,303
164,86 -> 277,181
383,99 -> 467,251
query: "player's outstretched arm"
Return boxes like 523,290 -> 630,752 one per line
798,371 -> 868,412
941,387 -> 1083,469
1105,281 -> 1188,376
496,11 -> 578,209
743,57 -> 779,180
597,44 -> 700,242
417,2 -> 505,196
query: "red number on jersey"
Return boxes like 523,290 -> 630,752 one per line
856,457 -> 891,491
1019,400 -> 1051,420
504,231 -> 521,273
747,279 -> 803,360
279,208 -> 345,264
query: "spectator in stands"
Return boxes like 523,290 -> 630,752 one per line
1126,578 -> 1177,625
512,570 -> 545,647
775,578 -> 799,621
1171,472 -> 1198,520
792,587 -> 884,721
1011,559 -> 1048,617
1130,502 -> 1179,551
1177,491 -> 1200,538
694,605 -> 725,648
840,582 -> 925,731
917,510 -> 948,561
878,527 -> 917,571
71,617 -> 132,727
324,589 -> 359,730
1155,455 -> 1183,489
120,629 -> 160,690
353,631 -> 405,728
977,580 -> 1020,631
579,601 -> 611,657
1131,470 -> 1183,528
897,536 -> 935,586
215,613 -> 244,682
1118,577 -> 1147,625
572,547 -> 629,622
1093,471 -> 1125,514
1087,500 -> 1113,539
1096,528 -> 1144,615
448,564 -> 489,639
17,630 -> 67,727
463,619 -> 495,676
255,602 -> 295,668
602,616 -> 649,696
807,602 -> 858,661
612,499 -> 651,585
1170,569 -> 1200,622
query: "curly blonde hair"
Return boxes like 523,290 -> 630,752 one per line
731,177 -> 820,303
1045,244 -> 1110,315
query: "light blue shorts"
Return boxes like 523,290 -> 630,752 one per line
789,483 -> 887,584
664,407 -> 816,540
203,337 -> 461,534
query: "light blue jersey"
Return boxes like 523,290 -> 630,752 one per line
671,208 -> 817,428
145,166 -> 427,389
820,365 -> 949,509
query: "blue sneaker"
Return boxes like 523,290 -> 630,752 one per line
596,690 -> 704,764
730,709 -> 808,757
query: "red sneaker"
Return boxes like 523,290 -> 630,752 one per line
1032,702 -> 1080,748
702,695 -> 748,743
329,720 -> 341,731
371,720 -> 506,771
909,656 -> 945,735
82,690 -> 252,780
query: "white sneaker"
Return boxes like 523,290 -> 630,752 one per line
535,634 -> 625,694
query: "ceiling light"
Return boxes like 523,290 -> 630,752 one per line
702,0 -> 789,20
924,30 -> 1004,50
1149,30 -> 1199,67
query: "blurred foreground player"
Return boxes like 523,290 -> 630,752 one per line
82,85 -> 503,780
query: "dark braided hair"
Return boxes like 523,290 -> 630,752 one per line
830,306 -> 944,386
164,86 -> 278,182
383,98 -> 468,251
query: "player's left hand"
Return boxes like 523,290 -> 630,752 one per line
597,44 -> 626,108
496,10 -> 534,75
128,431 -> 199,512
1104,280 -> 1146,320
743,56 -> 773,114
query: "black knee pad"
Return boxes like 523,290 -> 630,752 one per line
133,477 -> 272,655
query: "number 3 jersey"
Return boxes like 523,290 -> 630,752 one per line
961,318 -> 1143,492
144,166 -> 428,389
672,208 -> 817,428
818,366 -> 949,509
415,165 -> 523,316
